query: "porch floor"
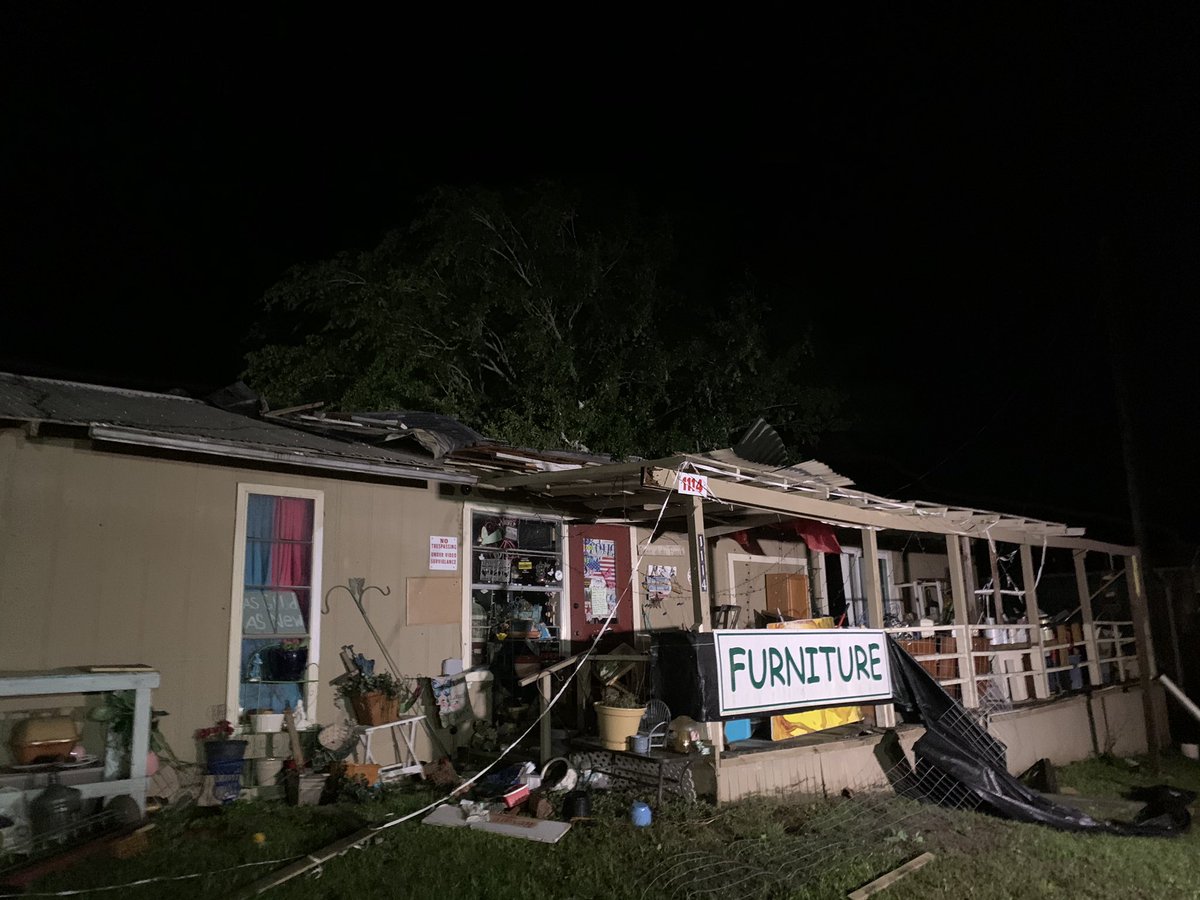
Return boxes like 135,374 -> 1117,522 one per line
722,722 -> 911,759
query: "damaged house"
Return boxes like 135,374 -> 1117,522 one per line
0,371 -> 1168,816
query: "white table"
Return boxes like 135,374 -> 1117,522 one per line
352,715 -> 425,779
0,667 -> 160,814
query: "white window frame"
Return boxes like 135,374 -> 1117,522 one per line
840,548 -> 899,626
227,483 -> 325,727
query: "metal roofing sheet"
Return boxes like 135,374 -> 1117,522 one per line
0,372 -> 459,478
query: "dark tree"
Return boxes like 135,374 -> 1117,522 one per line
245,183 -> 842,459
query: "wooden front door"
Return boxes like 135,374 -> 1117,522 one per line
568,524 -> 634,652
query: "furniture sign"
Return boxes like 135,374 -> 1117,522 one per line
713,628 -> 893,715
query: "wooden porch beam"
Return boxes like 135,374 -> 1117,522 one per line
686,495 -> 711,630
1020,543 -> 1050,699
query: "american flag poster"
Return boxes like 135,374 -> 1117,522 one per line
582,538 -> 616,621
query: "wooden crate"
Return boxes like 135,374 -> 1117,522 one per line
971,637 -> 992,674
936,636 -> 960,679
897,638 -> 939,678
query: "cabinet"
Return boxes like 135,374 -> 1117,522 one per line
469,511 -> 565,667
764,573 -> 811,620
0,668 -> 160,815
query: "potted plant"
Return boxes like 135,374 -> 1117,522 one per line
594,684 -> 647,751
336,670 -> 405,726
264,637 -> 309,682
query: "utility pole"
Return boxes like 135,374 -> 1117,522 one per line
1101,236 -> 1160,772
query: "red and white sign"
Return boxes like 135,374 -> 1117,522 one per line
428,536 -> 459,571
677,472 -> 709,497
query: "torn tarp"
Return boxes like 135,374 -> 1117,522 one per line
886,636 -> 1186,836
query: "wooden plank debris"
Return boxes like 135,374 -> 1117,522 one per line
848,852 -> 935,899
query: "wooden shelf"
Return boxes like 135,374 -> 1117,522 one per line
471,584 -> 562,593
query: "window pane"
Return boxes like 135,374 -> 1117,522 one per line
240,493 -> 316,716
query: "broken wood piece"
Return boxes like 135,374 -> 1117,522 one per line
283,707 -> 305,767
848,852 -> 934,899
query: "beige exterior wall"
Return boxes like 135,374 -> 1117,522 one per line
902,552 -> 950,583
634,528 -> 692,632
987,695 -> 1095,773
0,429 -> 464,761
1091,685 -> 1160,757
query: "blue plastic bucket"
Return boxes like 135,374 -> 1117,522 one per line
208,758 -> 245,776
630,801 -> 652,827
212,773 -> 243,804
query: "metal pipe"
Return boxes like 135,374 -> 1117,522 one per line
1159,675 -> 1200,726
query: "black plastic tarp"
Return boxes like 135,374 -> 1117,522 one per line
887,636 -> 1187,836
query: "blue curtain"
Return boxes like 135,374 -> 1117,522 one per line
244,494 -> 275,587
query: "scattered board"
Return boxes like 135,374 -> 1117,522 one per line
848,852 -> 935,899
422,804 -> 571,844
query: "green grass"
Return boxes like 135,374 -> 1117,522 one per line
12,752 -> 1200,899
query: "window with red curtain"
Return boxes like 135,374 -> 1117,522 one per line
240,494 -> 316,716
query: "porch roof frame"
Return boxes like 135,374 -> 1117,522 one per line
483,452 -> 1136,555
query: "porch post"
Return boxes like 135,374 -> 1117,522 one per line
1072,550 -> 1103,687
961,537 -> 980,623
1128,552 -> 1162,762
1127,553 -> 1158,679
987,541 -> 1004,626
861,527 -> 894,726
1020,543 -> 1050,700
686,496 -> 711,631
538,672 -> 552,765
946,534 -> 978,707
862,527 -> 885,628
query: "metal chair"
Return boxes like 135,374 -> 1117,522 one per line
712,605 -> 741,629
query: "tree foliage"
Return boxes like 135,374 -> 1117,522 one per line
245,183 -> 842,459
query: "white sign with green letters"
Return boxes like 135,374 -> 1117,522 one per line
714,628 -> 893,716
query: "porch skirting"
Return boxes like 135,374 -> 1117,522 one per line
715,683 -> 1167,804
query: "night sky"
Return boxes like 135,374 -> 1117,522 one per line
2,9 -> 1196,560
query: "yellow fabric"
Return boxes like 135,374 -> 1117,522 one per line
767,617 -> 863,739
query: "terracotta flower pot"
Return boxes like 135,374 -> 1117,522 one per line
350,691 -> 399,726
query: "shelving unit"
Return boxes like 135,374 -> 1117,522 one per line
0,668 -> 160,815
469,510 -> 567,667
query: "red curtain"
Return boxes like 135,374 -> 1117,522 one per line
271,498 -> 313,587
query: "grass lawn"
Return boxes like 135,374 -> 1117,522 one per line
11,751 -> 1200,899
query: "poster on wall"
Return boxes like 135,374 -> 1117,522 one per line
243,590 -> 307,635
582,537 -> 616,621
429,536 -> 459,571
